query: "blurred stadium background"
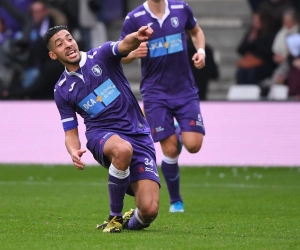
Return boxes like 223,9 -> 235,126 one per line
1,0 -> 300,166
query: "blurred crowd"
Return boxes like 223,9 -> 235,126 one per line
237,0 -> 300,100
0,0 -> 127,100
1,0 -> 300,100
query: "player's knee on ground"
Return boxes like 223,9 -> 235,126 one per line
111,141 -> 133,170
138,201 -> 159,223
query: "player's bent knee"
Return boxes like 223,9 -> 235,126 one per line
160,135 -> 180,158
113,141 -> 133,159
182,133 -> 204,153
185,140 -> 203,153
110,141 -> 133,170
139,202 -> 159,222
165,147 -> 179,158
161,143 -> 178,158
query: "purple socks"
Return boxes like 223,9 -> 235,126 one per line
161,157 -> 183,204
128,208 -> 151,230
108,164 -> 130,216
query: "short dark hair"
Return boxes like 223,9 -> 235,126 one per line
43,25 -> 69,49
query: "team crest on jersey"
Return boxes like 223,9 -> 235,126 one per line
92,65 -> 102,76
171,17 -> 179,27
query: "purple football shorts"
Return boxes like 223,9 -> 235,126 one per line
143,94 -> 205,142
86,131 -> 160,194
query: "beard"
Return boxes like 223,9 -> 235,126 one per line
58,53 -> 81,70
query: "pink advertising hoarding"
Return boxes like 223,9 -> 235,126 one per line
0,101 -> 299,166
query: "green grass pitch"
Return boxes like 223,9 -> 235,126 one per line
0,165 -> 299,250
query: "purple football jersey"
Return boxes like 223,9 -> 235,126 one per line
120,0 -> 199,101
54,41 -> 150,141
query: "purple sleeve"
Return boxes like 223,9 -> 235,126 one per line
111,41 -> 122,56
94,41 -> 123,59
120,15 -> 137,40
184,2 -> 197,30
54,89 -> 78,132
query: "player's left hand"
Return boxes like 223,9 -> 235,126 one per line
136,26 -> 153,41
192,52 -> 205,69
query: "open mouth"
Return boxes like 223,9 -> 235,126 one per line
66,49 -> 77,59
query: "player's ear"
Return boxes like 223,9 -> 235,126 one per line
49,51 -> 57,60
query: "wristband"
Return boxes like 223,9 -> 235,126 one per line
197,48 -> 206,57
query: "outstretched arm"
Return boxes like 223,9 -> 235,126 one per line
118,26 -> 153,56
65,128 -> 86,170
187,24 -> 206,69
121,42 -> 148,64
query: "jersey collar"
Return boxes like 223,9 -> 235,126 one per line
144,0 -> 170,26
64,51 -> 87,76
64,52 -> 87,82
